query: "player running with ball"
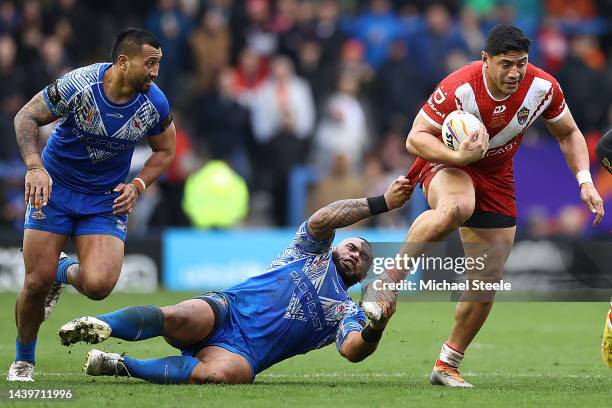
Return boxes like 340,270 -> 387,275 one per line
8,28 -> 176,381
363,25 -> 605,387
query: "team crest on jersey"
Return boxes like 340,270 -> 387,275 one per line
26,204 -> 46,221
516,107 -> 530,125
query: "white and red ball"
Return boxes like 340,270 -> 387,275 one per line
441,110 -> 482,151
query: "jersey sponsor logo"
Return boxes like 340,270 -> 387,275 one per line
516,107 -> 530,125
25,204 -> 46,221
485,139 -> 520,157
493,105 -> 506,114
116,219 -> 126,232
82,134 -> 135,152
106,112 -> 124,119
433,87 -> 447,104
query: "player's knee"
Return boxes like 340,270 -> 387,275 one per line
161,306 -> 189,331
22,273 -> 54,298
190,370 -> 247,385
82,283 -> 114,300
435,200 -> 474,231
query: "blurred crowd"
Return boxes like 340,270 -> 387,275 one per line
0,0 -> 610,236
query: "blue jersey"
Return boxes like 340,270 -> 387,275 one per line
221,221 -> 367,374
41,63 -> 170,194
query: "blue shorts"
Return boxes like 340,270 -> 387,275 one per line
181,292 -> 256,382
24,181 -> 128,241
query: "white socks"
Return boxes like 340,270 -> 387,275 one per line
439,342 -> 464,368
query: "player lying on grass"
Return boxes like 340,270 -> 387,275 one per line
56,177 -> 411,384
595,127 -> 612,368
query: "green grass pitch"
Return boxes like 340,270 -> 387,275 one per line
0,292 -> 610,407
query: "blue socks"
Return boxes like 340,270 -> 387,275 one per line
15,337 -> 37,364
98,305 -> 164,341
121,355 -> 200,384
56,256 -> 78,284
98,306 -> 198,384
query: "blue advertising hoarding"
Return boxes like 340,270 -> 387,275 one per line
163,227 -> 406,291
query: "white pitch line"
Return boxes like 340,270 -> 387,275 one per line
3,371 -> 606,380
258,372 -> 607,379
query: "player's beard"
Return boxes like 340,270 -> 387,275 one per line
332,251 -> 360,288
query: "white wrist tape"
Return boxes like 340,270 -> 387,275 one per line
132,177 -> 147,192
576,170 -> 593,186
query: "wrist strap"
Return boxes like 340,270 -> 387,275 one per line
367,195 -> 389,215
576,170 -> 593,186
131,177 -> 146,194
361,324 -> 384,343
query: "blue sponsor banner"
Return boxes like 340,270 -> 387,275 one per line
163,227 -> 406,291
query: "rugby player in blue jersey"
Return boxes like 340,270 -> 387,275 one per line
56,177 -> 412,384
8,28 -> 176,381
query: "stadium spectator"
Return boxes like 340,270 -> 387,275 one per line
312,71 -> 368,173
312,0 -> 347,66
251,55 -> 315,225
343,0 -> 404,69
408,3 -> 470,91
374,39 -> 424,134
239,0 -> 278,57
557,34 -> 610,133
189,8 -> 231,91
231,47 -> 269,106
145,0 -> 192,102
192,68 -> 253,182
307,153 -> 366,225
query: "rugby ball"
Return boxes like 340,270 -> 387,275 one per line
441,110 -> 482,151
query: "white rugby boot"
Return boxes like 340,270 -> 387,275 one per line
58,316 -> 111,346
84,349 -> 128,377
7,361 -> 35,382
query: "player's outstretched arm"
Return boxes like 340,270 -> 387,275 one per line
112,121 -> 176,215
340,300 -> 396,363
307,176 -> 413,240
14,91 -> 58,210
545,111 -> 605,226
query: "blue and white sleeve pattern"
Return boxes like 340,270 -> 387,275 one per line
42,64 -> 101,117
293,219 -> 335,256
335,301 -> 367,352
146,86 -> 172,136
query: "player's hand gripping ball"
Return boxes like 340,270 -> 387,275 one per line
441,110 -> 482,151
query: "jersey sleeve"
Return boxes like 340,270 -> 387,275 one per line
291,219 -> 335,256
542,78 -> 568,122
420,76 -> 460,129
146,88 -> 172,136
335,300 -> 367,352
42,70 -> 81,117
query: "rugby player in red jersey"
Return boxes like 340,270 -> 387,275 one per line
363,25 -> 605,387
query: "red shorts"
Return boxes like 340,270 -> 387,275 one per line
407,159 -> 517,228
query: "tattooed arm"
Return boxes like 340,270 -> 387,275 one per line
14,92 -> 57,166
307,176 -> 413,240
14,92 -> 58,210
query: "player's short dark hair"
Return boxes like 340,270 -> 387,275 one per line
484,25 -> 531,56
110,28 -> 160,62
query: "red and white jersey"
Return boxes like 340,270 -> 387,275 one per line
419,61 -> 568,174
